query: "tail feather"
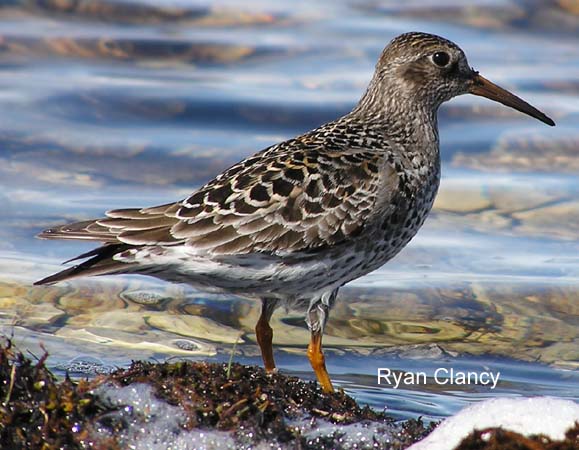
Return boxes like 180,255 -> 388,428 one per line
37,219 -> 117,242
34,203 -> 180,285
34,244 -> 134,285
62,245 -> 119,264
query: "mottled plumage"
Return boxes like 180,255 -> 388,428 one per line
35,32 -> 554,392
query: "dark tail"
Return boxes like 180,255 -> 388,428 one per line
34,244 -> 133,285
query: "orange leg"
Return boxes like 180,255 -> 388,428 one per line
307,331 -> 334,393
255,299 -> 276,373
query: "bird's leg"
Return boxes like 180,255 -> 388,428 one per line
307,329 -> 334,393
256,298 -> 278,373
306,289 -> 338,394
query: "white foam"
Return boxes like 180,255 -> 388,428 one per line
409,396 -> 579,450
93,383 -> 236,450
292,416 -> 396,449
92,384 -> 579,449
91,382 -> 399,449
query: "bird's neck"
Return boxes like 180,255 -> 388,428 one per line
348,83 -> 440,160
353,74 -> 439,121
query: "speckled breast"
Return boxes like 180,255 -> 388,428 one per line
326,159 -> 441,288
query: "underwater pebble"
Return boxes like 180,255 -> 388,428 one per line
55,356 -> 116,375
121,289 -> 170,305
434,185 -> 491,213
172,339 -> 203,351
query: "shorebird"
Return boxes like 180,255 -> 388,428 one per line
35,32 -> 554,393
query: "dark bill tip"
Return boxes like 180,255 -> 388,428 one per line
469,73 -> 555,127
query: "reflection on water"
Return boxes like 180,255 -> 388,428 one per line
0,0 -> 578,420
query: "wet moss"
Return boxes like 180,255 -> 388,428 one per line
0,340 -> 103,449
3,338 -> 576,449
454,424 -> 579,450
102,359 -> 389,444
0,339 -> 434,448
392,417 -> 439,450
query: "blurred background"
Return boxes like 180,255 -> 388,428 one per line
0,0 -> 577,420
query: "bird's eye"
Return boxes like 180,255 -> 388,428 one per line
431,51 -> 450,67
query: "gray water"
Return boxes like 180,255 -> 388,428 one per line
0,0 -> 578,421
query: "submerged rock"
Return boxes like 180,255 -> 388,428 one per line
453,133 -> 579,175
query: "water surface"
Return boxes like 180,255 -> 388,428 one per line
0,0 -> 578,421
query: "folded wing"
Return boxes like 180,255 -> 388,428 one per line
36,142 -> 391,284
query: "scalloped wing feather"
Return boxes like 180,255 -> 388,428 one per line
171,146 -> 390,255
37,140 -> 393,256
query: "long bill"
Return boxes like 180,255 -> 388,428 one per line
469,73 -> 555,127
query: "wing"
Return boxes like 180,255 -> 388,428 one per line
170,145 -> 388,255
38,202 -> 182,245
38,142 -> 391,257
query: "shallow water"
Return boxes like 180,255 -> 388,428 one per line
0,0 -> 578,424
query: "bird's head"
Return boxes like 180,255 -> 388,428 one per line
364,32 -> 554,126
